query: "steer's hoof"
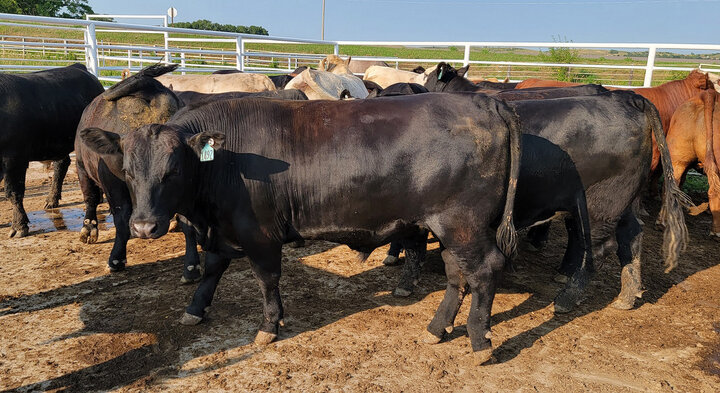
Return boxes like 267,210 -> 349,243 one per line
382,255 -> 401,266
473,347 -> 496,366
44,199 -> 59,210
180,264 -> 203,285
254,330 -> 277,345
108,259 -> 126,272
179,312 -> 203,326
8,226 -> 29,238
421,329 -> 444,344
80,219 -> 98,244
553,299 -> 573,314
611,297 -> 636,310
553,274 -> 569,284
708,232 -> 720,241
393,287 -> 412,297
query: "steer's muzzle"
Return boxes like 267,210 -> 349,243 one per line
131,220 -> 161,239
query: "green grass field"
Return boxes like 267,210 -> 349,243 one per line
1,21 -> 717,86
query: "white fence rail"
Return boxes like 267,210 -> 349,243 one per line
1,12 -> 720,87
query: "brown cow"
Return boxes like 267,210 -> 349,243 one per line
662,89 -> 720,238
516,70 -> 716,168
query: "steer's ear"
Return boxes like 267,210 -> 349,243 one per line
457,65 -> 470,78
187,131 -> 226,155
79,127 -> 123,155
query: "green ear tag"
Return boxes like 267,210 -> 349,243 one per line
437,69 -> 444,80
200,138 -> 215,162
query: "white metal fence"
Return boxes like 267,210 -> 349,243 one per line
1,12 -> 720,87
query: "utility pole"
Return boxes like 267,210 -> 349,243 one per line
321,0 -> 326,40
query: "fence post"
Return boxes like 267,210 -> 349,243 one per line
42,39 -> 45,57
181,52 -> 186,75
128,49 -> 132,69
334,43 -> 339,55
236,37 -> 244,71
163,15 -> 169,63
85,23 -> 99,76
643,46 -> 656,87
463,44 -> 470,69
63,39 -> 67,55
21,37 -> 25,56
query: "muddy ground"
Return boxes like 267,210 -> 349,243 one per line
0,161 -> 719,392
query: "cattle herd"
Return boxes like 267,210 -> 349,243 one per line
1,55 -> 719,364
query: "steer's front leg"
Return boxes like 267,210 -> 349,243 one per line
181,252 -> 231,325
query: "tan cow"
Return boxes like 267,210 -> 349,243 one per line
155,73 -> 276,93
319,55 -> 354,75
284,68 -> 368,100
664,89 -> 720,237
362,65 -> 434,88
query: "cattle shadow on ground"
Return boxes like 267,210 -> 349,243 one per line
2,201 -> 717,390
0,241 -> 443,392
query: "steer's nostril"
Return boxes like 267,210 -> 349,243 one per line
132,221 -> 157,238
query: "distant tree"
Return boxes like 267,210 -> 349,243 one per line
171,19 -> 269,35
12,0 -> 93,19
0,0 -> 20,13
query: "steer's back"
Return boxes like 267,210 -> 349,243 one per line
171,93 -> 514,238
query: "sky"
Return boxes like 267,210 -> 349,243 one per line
88,0 -> 720,44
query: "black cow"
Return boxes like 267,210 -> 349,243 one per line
74,63 -> 192,275
389,134 -> 594,313
0,64 -> 104,237
81,93 -> 522,359
510,91 -> 690,310
424,62 -> 518,92
483,84 -> 608,101
175,89 -> 308,112
367,82 -> 428,98
269,66 -> 308,89
387,90 -> 690,313
212,69 -> 242,75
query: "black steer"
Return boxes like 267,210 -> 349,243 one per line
424,62 -> 518,92
0,64 -> 104,237
74,63 -> 194,276
510,91 -> 690,310
81,93 -> 522,359
175,89 -> 308,113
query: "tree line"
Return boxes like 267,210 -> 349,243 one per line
171,19 -> 268,36
0,1 -> 269,36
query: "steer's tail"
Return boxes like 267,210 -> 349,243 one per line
495,103 -> 522,258
643,96 -> 693,272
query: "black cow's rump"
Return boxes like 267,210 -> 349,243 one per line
0,64 -> 104,237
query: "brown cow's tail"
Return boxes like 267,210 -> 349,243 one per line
644,97 -> 692,272
703,90 -> 720,205
495,103 -> 522,259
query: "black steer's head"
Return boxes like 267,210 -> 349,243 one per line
79,124 -> 225,239
425,62 -> 469,91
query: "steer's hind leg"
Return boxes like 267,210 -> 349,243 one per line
77,161 -> 102,244
393,231 -> 429,297
554,194 -> 595,313
44,155 -> 70,209
181,252 -> 231,325
245,244 -> 284,345
180,218 -> 202,284
3,157 -> 30,238
426,248 -> 468,341
612,209 -> 644,310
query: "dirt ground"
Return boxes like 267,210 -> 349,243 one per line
0,160 -> 719,393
